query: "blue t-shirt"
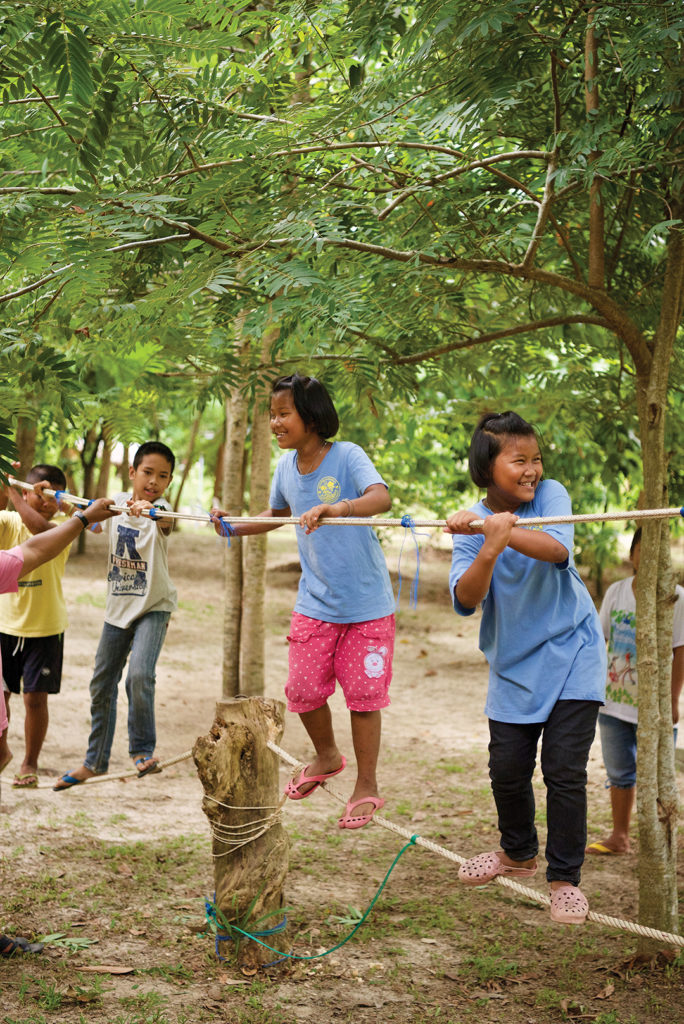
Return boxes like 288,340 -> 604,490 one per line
449,479 -> 606,723
269,441 -> 395,624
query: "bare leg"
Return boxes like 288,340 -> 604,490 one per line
0,693 -> 12,772
294,703 -> 344,796
21,692 -> 49,776
347,709 -> 382,814
587,786 -> 634,854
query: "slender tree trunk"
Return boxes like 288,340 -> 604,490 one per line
95,428 -> 112,498
240,358 -> 273,695
173,410 -> 202,512
76,426 -> 100,555
221,334 -> 250,696
15,416 -> 36,477
633,199 -> 683,946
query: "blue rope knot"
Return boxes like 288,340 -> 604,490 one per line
54,490 -> 65,502
396,512 -> 428,610
680,507 -> 684,519
148,506 -> 159,520
218,519 -> 235,546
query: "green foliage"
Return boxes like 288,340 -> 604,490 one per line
0,0 -> 681,556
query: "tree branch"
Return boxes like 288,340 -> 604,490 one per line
390,316 -> 611,366
0,234 -> 191,304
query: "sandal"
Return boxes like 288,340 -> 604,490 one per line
53,770 -> 87,790
0,934 -> 44,957
12,772 -> 38,789
458,851 -> 538,887
337,795 -> 385,830
549,885 -> 588,924
284,756 -> 346,800
135,757 -> 162,778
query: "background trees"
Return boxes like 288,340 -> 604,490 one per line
1,0 -> 682,939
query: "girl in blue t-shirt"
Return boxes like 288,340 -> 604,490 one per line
444,411 -> 605,925
211,373 -> 395,830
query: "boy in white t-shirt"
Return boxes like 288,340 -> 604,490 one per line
587,528 -> 684,854
54,442 -> 177,790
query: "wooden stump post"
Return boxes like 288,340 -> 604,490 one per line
193,696 -> 289,970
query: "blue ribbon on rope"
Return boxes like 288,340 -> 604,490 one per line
54,490 -> 65,503
395,515 -> 429,609
217,519 -> 235,546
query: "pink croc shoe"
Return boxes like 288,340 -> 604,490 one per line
284,756 -> 346,800
458,851 -> 538,887
337,795 -> 385,830
549,885 -> 588,924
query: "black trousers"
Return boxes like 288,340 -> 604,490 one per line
488,699 -> 600,885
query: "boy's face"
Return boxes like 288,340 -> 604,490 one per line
129,453 -> 173,503
24,484 -> 59,521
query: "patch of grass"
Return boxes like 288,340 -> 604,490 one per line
75,592 -> 106,608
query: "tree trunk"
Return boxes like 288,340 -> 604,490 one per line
15,416 -> 36,478
193,697 -> 289,970
239,373 -> 272,695
221,353 -> 250,696
633,199 -> 683,946
173,410 -> 202,512
76,426 -> 100,555
95,428 -> 113,498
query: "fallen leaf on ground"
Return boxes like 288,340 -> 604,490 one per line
76,965 -> 134,975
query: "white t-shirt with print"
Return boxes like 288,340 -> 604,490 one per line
101,493 -> 177,629
599,575 -> 684,724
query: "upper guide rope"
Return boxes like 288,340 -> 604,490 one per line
8,478 -> 684,531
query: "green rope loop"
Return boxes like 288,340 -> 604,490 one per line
228,834 -> 419,962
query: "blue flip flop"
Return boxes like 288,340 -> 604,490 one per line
135,757 -> 161,778
53,772 -> 85,792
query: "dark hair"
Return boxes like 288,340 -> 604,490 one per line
133,441 -> 175,473
630,527 -> 642,557
27,464 -> 67,490
271,373 -> 339,439
468,411 -> 538,488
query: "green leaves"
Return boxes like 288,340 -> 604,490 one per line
43,16 -> 94,104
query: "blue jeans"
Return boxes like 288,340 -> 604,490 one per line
599,712 -> 678,788
84,611 -> 170,774
488,700 -> 600,886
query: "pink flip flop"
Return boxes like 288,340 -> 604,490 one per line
284,756 -> 346,800
549,885 -> 588,924
458,850 -> 538,886
337,795 -> 385,830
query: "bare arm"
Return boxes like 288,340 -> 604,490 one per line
8,483 -> 56,535
444,511 -> 517,609
671,645 -> 684,725
18,499 -> 119,576
211,507 -> 292,537
506,526 -> 568,563
299,482 -> 391,533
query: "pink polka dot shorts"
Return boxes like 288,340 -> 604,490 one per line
285,611 -> 395,713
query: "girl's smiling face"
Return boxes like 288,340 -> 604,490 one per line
487,434 -> 543,512
269,390 -> 313,450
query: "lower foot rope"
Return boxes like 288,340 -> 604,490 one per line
266,740 -> 684,949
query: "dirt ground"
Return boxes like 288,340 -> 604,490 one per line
0,525 -> 682,1024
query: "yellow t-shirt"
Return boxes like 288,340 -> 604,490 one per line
0,511 -> 70,637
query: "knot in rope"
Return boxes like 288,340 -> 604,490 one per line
217,519 -> 235,546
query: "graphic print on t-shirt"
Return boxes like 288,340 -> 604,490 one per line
107,524 -> 148,596
317,476 -> 341,503
606,607 -> 637,706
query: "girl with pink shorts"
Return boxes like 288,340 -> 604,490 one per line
212,372 -> 395,829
